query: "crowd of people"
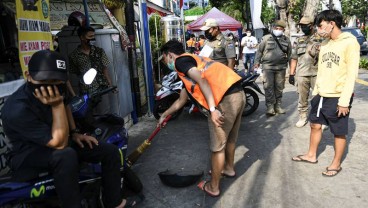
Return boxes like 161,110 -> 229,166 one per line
1,8 -> 360,207
158,9 -> 359,197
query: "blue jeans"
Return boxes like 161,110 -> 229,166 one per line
243,53 -> 256,72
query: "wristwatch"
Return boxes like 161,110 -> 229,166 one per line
209,106 -> 216,112
70,128 -> 80,135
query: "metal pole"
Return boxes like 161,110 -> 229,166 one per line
154,15 -> 161,82
83,0 -> 90,26
125,0 -> 141,122
139,0 -> 155,114
329,0 -> 333,9
181,5 -> 186,51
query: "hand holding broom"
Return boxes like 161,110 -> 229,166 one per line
126,115 -> 172,166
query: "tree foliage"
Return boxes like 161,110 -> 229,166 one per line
221,1 -> 245,24
288,0 -> 305,22
341,0 -> 368,23
184,6 -> 211,16
261,0 -> 276,25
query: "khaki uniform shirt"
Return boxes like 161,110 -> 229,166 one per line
291,34 -> 323,77
205,33 -> 236,66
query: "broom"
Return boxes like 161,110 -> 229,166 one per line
126,115 -> 172,166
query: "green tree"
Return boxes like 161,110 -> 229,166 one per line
341,0 -> 368,27
261,0 -> 276,25
221,1 -> 245,24
209,0 -> 246,24
184,6 -> 209,16
288,0 -> 305,22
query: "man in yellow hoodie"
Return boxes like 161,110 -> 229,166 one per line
292,10 -> 360,177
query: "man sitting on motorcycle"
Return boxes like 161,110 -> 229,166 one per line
158,40 -> 245,197
2,50 -> 134,208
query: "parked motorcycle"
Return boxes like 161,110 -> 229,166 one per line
153,71 -> 184,120
152,68 -> 264,120
0,69 -> 142,207
237,71 -> 264,116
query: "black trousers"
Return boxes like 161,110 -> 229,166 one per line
13,142 -> 122,208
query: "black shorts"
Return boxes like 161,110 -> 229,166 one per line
309,95 -> 353,136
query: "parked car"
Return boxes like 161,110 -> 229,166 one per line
341,27 -> 368,55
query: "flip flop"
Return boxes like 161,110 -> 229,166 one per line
124,193 -> 145,208
208,170 -> 236,178
322,167 -> 342,177
197,180 -> 220,197
291,155 -> 318,164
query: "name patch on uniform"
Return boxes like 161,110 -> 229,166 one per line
56,60 -> 66,70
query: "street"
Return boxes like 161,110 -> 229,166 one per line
126,68 -> 368,208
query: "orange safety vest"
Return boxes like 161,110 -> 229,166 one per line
176,53 -> 241,110
186,39 -> 196,47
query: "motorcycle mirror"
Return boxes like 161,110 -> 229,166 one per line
83,68 -> 97,85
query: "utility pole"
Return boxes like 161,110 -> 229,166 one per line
125,0 -> 142,121
329,0 -> 333,9
245,0 -> 250,29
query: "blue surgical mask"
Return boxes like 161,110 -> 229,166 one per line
167,59 -> 175,71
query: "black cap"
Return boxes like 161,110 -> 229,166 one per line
28,50 -> 68,81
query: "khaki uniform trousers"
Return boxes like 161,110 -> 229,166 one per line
296,76 -> 316,115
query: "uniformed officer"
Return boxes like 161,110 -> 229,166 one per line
289,17 -> 322,127
254,20 -> 292,116
200,18 -> 236,69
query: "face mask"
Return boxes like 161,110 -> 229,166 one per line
27,82 -> 66,95
273,30 -> 284,37
317,23 -> 333,38
205,30 -> 215,40
301,25 -> 312,35
246,32 -> 251,37
86,38 -> 96,46
167,57 -> 175,71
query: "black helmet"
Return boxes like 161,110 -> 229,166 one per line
68,11 -> 86,27
158,169 -> 203,188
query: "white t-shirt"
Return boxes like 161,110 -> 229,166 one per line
241,36 -> 258,54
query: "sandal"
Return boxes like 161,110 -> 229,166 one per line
322,167 -> 342,177
208,170 -> 236,178
124,193 -> 145,208
197,180 -> 220,197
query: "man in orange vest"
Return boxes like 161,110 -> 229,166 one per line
158,40 -> 245,197
186,34 -> 196,53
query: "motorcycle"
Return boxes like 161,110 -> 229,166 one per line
0,69 -> 142,207
152,68 -> 264,120
237,71 -> 264,116
153,71 -> 184,120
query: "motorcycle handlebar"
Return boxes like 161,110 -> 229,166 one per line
90,86 -> 117,99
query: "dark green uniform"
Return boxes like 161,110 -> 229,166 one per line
255,34 -> 292,109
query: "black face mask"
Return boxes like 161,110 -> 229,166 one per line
301,25 -> 312,35
205,30 -> 215,41
86,38 -> 96,46
27,82 -> 67,96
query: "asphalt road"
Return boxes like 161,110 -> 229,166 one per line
126,69 -> 368,208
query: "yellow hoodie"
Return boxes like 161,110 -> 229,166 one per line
312,32 -> 360,107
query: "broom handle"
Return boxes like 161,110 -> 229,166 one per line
147,114 -> 172,142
